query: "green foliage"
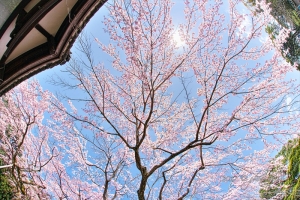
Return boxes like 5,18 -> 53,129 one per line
243,0 -> 256,7
282,139 -> 300,199
260,182 -> 282,199
260,138 -> 300,199
265,25 -> 276,40
282,29 -> 300,69
265,23 -> 300,70
0,143 -> 13,199
0,159 -> 13,200
259,156 -> 286,199
245,0 -> 300,69
0,171 -> 13,200
267,0 -> 300,69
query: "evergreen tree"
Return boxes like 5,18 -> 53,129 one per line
245,0 -> 300,69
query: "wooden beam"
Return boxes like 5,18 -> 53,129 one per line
3,0 -> 62,60
0,0 -> 61,85
35,24 -> 56,54
35,24 -> 52,39
0,0 -> 107,96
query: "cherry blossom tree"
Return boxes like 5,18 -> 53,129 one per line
7,0 -> 299,199
47,0 -> 300,199
0,80 -> 54,199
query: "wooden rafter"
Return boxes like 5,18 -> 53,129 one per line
0,0 -> 107,96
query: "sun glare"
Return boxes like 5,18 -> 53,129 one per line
173,31 -> 185,47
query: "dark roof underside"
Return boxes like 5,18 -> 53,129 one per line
0,0 -> 107,96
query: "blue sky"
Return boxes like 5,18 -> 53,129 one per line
28,1 -> 300,198
33,4 -> 109,92
33,0 -> 300,92
32,0 -> 300,176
